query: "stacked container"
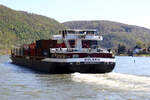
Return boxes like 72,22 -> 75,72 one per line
23,44 -> 29,56
36,40 -> 57,49
36,40 -> 57,57
29,43 -> 36,56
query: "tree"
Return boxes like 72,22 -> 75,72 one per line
117,44 -> 126,54
136,40 -> 145,48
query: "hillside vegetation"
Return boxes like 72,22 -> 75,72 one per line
63,21 -> 150,49
1,4 -> 150,53
0,5 -> 64,50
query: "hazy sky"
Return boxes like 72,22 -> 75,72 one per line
0,0 -> 150,28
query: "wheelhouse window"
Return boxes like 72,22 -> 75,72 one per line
82,40 -> 98,48
68,40 -> 75,48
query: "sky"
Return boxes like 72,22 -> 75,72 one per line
0,0 -> 150,28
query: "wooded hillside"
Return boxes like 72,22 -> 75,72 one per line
1,4 -> 150,52
0,5 -> 64,50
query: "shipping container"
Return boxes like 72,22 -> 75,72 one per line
36,40 -> 57,49
23,49 -> 29,56
36,40 -> 43,48
29,49 -> 35,56
36,48 -> 42,56
29,43 -> 36,56
19,48 -> 23,56
23,44 -> 29,50
29,43 -> 36,49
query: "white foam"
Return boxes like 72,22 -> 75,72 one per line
71,72 -> 150,92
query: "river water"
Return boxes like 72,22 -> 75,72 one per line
0,55 -> 150,100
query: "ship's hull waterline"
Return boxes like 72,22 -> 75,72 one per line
11,57 -> 115,74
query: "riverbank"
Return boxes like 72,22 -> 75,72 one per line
0,49 -> 11,55
132,54 -> 150,57
116,53 -> 150,57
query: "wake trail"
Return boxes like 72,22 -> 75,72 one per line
71,72 -> 150,92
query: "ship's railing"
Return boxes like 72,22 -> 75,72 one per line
59,29 -> 97,35
52,34 -> 103,40
50,48 -> 110,54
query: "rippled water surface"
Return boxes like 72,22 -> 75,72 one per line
0,55 -> 150,100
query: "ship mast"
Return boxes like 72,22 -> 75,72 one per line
62,30 -> 71,49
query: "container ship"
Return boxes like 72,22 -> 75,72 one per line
11,29 -> 115,74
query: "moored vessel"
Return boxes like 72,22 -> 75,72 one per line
11,29 -> 115,74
